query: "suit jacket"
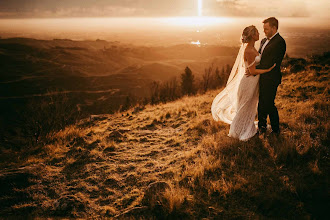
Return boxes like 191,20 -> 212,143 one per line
257,33 -> 286,85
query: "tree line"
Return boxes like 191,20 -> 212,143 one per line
121,64 -> 232,109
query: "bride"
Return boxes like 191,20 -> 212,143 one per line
211,25 -> 275,141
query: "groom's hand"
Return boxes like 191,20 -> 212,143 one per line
245,68 -> 253,77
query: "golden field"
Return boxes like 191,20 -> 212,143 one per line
0,53 -> 329,219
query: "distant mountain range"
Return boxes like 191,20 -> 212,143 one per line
0,37 -> 237,96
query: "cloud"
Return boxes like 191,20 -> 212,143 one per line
0,0 -> 328,18
0,0 -> 197,18
211,0 -> 329,18
46,6 -> 147,17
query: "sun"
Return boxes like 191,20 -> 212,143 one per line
158,0 -> 232,28
198,0 -> 202,17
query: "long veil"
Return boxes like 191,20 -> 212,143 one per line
211,43 -> 247,124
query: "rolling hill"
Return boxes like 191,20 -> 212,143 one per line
0,37 -> 236,117
0,53 -> 328,219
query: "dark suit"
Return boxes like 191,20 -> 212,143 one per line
257,33 -> 286,132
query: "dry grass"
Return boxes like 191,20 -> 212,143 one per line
0,62 -> 328,219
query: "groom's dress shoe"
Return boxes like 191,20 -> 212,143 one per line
257,128 -> 266,135
269,130 -> 280,137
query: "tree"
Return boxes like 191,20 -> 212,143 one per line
202,65 -> 213,92
149,81 -> 160,104
122,94 -> 131,111
181,66 -> 195,95
20,90 -> 83,146
214,66 -> 223,88
226,64 -> 231,74
167,77 -> 179,100
148,77 -> 180,105
159,81 -> 169,102
222,64 -> 232,84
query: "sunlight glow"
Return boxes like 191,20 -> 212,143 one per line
198,0 -> 202,17
191,40 -> 201,46
161,16 -> 232,27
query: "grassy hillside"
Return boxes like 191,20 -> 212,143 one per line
0,53 -> 329,219
0,37 -> 236,153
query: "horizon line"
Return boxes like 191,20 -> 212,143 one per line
0,15 -> 320,20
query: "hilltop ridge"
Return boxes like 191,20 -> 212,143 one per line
0,52 -> 329,219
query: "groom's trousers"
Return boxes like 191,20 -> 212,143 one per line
258,80 -> 280,132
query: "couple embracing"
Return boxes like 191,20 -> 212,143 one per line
211,17 -> 286,141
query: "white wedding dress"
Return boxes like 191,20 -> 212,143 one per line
211,43 -> 261,141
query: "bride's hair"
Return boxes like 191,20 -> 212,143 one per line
241,25 -> 257,43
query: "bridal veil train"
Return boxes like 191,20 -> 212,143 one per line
211,43 -> 259,141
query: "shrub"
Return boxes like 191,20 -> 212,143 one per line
21,90 -> 84,145
181,67 -> 195,95
290,64 -> 306,73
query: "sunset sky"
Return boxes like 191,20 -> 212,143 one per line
0,0 -> 329,18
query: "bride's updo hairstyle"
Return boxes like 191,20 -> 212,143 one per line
241,25 -> 257,43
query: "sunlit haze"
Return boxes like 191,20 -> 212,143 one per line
0,0 -> 329,18
0,16 -> 329,56
0,0 -> 329,56
198,0 -> 203,17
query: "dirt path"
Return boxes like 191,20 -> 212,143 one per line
0,89 -> 120,99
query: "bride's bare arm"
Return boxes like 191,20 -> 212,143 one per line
245,50 -> 275,76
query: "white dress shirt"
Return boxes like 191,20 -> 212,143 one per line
260,31 -> 279,55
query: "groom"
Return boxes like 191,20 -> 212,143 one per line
253,17 -> 286,135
